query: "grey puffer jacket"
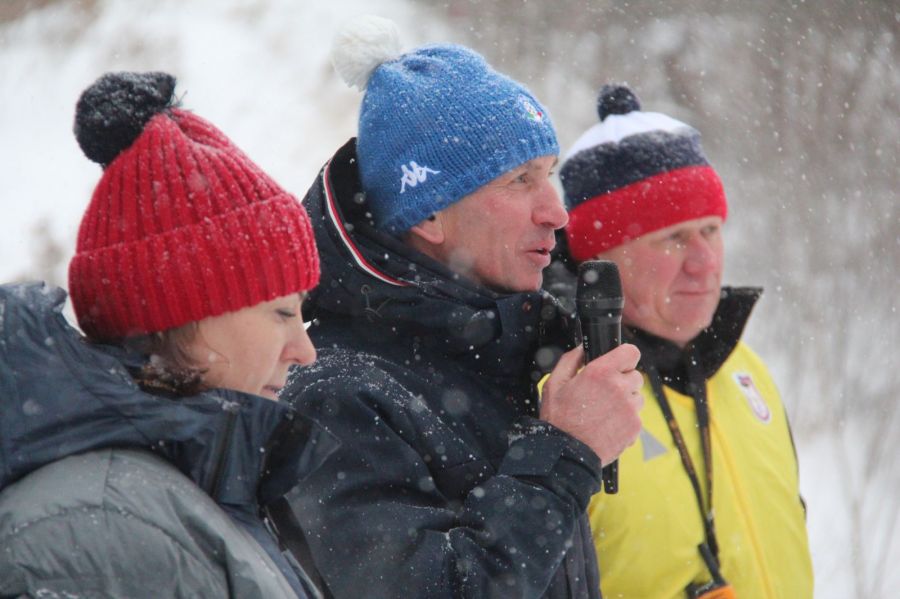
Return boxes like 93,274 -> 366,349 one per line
0,283 -> 338,598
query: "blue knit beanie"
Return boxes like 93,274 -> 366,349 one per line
331,16 -> 559,233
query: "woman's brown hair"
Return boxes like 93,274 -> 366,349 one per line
121,323 -> 208,396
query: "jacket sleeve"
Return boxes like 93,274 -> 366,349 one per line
0,506 -> 232,597
0,449 -> 297,599
286,369 -> 602,599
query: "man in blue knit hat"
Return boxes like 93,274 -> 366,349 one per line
280,16 -> 644,599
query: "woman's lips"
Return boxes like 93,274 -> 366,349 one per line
262,385 -> 283,398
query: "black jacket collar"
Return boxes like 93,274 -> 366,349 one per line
543,250 -> 762,394
303,139 -> 571,392
627,287 -> 762,394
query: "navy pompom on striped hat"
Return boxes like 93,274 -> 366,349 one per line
559,84 -> 727,261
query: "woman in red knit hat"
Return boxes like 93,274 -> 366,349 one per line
0,72 -> 327,597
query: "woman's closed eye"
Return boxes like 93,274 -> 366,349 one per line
701,224 -> 721,238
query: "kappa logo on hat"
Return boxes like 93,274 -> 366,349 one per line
733,372 -> 771,423
520,96 -> 544,123
399,160 -> 440,194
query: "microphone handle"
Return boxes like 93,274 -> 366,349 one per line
581,316 -> 621,494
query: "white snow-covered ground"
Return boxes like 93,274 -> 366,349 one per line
1,1 -> 896,596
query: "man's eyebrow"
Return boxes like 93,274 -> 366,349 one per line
506,158 -> 557,177
526,157 -> 558,170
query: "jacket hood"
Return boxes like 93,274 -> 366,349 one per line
302,139 -> 574,387
0,283 -> 338,508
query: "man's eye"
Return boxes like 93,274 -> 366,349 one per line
277,309 -> 297,320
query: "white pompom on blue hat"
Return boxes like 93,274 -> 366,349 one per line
331,16 -> 560,233
331,15 -> 401,91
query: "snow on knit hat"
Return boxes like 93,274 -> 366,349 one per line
330,16 -> 559,233
69,71 -> 319,341
559,84 -> 727,262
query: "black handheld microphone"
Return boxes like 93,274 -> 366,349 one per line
576,260 -> 624,494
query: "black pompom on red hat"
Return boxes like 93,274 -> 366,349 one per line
74,72 -> 176,167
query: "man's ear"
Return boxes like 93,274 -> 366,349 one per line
407,214 -> 444,246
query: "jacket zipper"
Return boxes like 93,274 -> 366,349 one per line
208,408 -> 238,499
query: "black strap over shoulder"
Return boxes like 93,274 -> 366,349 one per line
265,497 -> 333,599
647,365 -> 720,563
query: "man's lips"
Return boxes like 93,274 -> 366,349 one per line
673,287 -> 719,297
526,239 -> 556,256
526,246 -> 553,267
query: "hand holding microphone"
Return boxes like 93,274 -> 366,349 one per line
540,260 -> 643,490
576,260 -> 626,493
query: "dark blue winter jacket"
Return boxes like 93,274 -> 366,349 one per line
0,282 -> 337,598
281,139 -> 602,599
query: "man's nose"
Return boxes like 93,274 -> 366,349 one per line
533,183 -> 568,230
684,235 -> 720,274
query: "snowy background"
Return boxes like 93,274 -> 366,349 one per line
1,0 -> 897,596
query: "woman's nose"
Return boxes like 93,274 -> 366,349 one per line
284,324 -> 317,366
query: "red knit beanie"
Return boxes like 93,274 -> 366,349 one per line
69,72 -> 319,341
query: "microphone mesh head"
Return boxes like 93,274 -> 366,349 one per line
577,260 -> 622,298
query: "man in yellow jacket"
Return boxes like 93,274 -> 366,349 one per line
551,84 -> 814,598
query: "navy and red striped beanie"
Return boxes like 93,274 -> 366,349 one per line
559,84 -> 727,261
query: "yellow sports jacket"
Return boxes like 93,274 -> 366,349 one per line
588,289 -> 813,598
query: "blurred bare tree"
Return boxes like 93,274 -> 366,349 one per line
423,0 -> 899,594
13,218 -> 66,287
423,0 -> 899,411
0,0 -> 60,23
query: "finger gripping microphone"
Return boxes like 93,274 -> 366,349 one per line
576,260 -> 624,494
